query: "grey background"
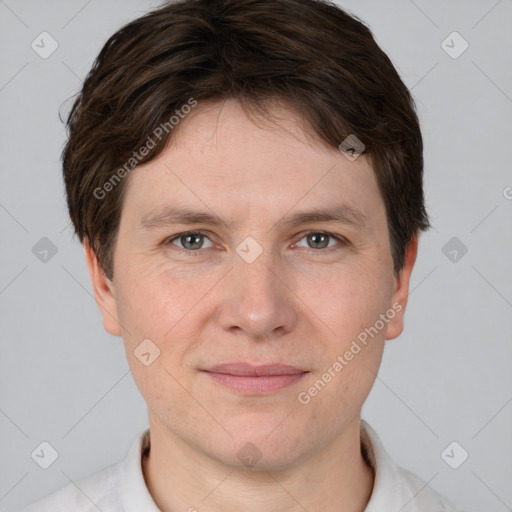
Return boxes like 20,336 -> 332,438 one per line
1,0 -> 511,510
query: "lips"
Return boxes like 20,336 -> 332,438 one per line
200,363 -> 309,394
204,363 -> 308,376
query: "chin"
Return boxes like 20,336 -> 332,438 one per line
211,425 -> 311,472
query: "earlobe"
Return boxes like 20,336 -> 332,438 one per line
83,239 -> 123,337
385,234 -> 419,340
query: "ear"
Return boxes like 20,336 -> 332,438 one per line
84,238 -> 122,337
385,234 -> 419,340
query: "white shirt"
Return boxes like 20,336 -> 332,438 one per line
21,421 -> 462,511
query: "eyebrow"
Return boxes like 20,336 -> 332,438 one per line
138,204 -> 367,231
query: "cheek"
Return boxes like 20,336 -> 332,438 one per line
115,271 -> 194,424
295,334 -> 384,439
112,271 -> 187,398
301,264 -> 391,389
113,263 -> 218,390
114,262 -> 199,339
307,262 -> 394,340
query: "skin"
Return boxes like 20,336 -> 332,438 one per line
85,98 -> 418,512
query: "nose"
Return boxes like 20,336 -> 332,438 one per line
215,246 -> 299,342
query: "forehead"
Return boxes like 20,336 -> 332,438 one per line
120,99 -> 386,230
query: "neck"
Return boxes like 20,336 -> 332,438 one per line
142,417 -> 374,512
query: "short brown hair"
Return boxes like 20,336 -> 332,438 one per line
63,0 -> 430,279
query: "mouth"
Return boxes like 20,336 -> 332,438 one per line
200,363 -> 309,394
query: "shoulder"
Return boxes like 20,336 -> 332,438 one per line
19,463 -> 121,512
361,420 -> 464,512
19,429 -> 153,512
394,465 -> 462,512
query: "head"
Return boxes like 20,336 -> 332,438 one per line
64,0 -> 429,469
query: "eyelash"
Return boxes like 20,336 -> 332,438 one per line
165,229 -> 348,256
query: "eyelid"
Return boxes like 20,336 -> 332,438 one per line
165,229 -> 348,254
292,229 -> 349,249
166,229 -> 216,250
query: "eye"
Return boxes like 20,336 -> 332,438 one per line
293,231 -> 347,251
165,229 -> 347,255
167,230 -> 214,251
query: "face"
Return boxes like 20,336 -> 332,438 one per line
86,98 -> 416,470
